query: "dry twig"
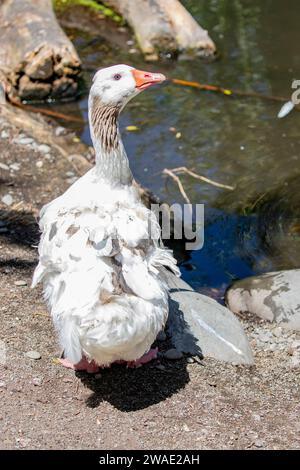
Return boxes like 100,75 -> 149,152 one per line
163,166 -> 234,202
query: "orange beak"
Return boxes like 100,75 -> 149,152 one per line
132,68 -> 166,90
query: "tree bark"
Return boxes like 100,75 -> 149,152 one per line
105,0 -> 216,60
0,0 -> 81,102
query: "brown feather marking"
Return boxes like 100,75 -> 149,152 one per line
91,96 -> 120,152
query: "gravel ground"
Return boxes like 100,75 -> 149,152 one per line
0,111 -> 300,450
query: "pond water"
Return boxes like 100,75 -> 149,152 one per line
52,0 -> 300,297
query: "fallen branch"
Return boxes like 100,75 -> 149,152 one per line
171,78 -> 300,111
9,99 -> 84,123
163,169 -> 191,204
163,167 -> 234,201
171,166 -> 234,191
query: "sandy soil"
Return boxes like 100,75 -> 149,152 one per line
0,109 -> 300,450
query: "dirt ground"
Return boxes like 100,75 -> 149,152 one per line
0,108 -> 299,450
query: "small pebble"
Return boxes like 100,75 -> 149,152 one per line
32,377 -> 43,386
164,348 -> 183,360
0,162 -> 9,171
155,364 -> 165,371
1,194 -> 13,206
55,126 -> 65,136
67,177 -> 78,185
0,381 -> 6,388
25,351 -> 41,360
36,161 -> 43,169
272,327 -> 282,338
254,439 -> 264,448
14,280 -> 27,287
157,331 -> 167,342
1,130 -> 9,139
186,357 -> 195,364
17,137 -> 34,145
94,373 -> 102,379
290,357 -> 300,368
10,163 -> 20,171
38,144 -> 51,154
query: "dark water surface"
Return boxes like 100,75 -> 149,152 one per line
53,0 -> 300,295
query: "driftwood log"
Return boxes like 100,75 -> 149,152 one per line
0,0 -> 81,102
105,0 -> 216,60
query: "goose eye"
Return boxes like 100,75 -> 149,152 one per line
113,73 -> 122,81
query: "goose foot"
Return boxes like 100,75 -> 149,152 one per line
126,347 -> 158,368
59,357 -> 99,373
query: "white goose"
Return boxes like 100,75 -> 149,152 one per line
32,64 -> 180,372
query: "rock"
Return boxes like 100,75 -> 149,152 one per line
1,194 -> 13,206
37,144 -> 51,154
36,161 -> 43,168
10,163 -> 20,171
290,357 -> 300,368
155,364 -> 166,371
25,351 -> 41,360
55,126 -> 66,137
226,270 -> 300,331
157,330 -> 167,342
32,377 -> 43,386
164,348 -> 183,360
14,280 -> 27,287
164,272 -> 254,365
0,162 -> 9,170
254,439 -> 264,448
94,373 -> 102,379
1,130 -> 9,139
16,137 -> 34,145
186,357 -> 195,364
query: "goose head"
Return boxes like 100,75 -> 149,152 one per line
89,64 -> 166,184
90,64 -> 166,109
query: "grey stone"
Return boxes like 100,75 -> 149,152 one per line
25,351 -> 41,360
164,272 -> 253,365
1,194 -> 13,206
0,162 -> 9,170
17,137 -> 34,145
1,130 -> 9,139
38,144 -> 51,154
164,348 -> 183,360
10,163 -> 20,171
32,377 -> 43,386
226,270 -> 300,331
14,280 -> 27,287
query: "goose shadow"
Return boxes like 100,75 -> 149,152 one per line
0,208 -> 39,248
77,357 -> 190,412
77,297 -> 203,412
